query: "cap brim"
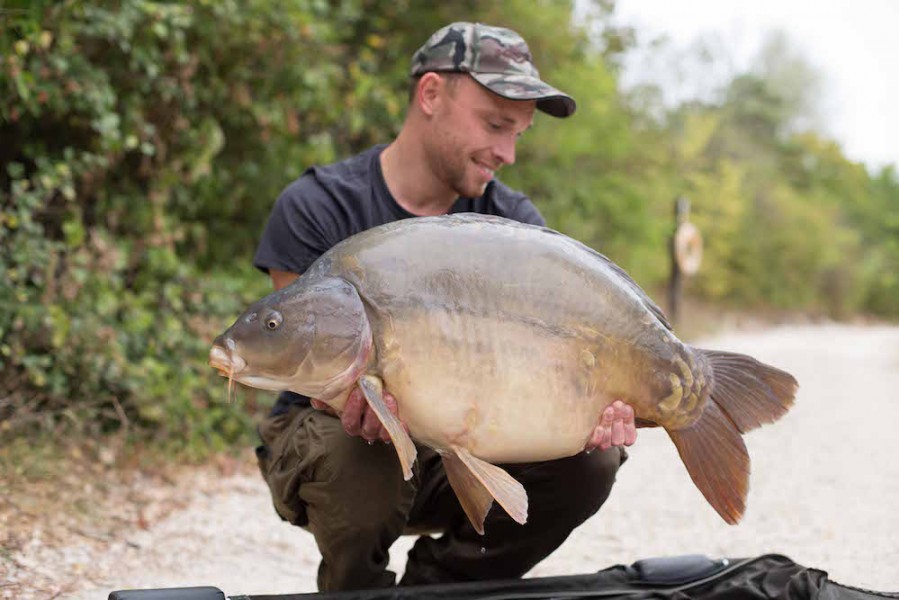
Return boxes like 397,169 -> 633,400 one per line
470,72 -> 577,118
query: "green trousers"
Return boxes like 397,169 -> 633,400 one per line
256,405 -> 626,592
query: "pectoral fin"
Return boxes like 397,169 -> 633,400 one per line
358,375 -> 417,481
442,444 -> 528,534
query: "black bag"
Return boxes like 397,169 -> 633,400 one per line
111,554 -> 898,600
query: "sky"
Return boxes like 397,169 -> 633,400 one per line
609,0 -> 899,171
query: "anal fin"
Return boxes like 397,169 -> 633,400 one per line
358,375 -> 417,481
443,444 -> 528,534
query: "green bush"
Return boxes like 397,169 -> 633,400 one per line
0,0 -> 605,453
0,0 -> 355,450
2,1 -> 896,459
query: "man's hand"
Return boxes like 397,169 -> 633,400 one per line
585,400 -> 637,452
311,387 -> 406,443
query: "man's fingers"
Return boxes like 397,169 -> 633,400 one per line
598,425 -> 612,450
599,404 -> 614,427
625,421 -> 637,446
599,404 -> 615,449
341,389 -> 406,443
378,393 -> 396,442
340,387 -> 365,436
608,400 -> 625,446
585,405 -> 612,451
332,386 -> 407,444
378,427 -> 392,443
610,419 -> 625,446
381,392 -> 410,434
361,406 -> 382,441
610,400 -> 628,420
383,392 -> 399,416
617,401 -> 637,446
622,403 -> 637,446
585,401 -> 639,452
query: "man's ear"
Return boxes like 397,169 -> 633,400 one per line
416,72 -> 444,117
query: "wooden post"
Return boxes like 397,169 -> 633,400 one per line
668,196 -> 690,326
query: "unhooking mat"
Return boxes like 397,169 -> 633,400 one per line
110,553 -> 899,600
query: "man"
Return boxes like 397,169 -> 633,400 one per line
252,22 -> 638,592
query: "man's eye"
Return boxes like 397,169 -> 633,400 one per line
487,121 -> 502,131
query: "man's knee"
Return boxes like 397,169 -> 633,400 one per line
260,409 -> 412,529
294,415 -> 412,592
299,413 -> 414,529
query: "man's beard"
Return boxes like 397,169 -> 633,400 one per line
427,137 -> 488,199
448,161 -> 488,199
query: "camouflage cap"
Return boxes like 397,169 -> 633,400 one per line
410,22 -> 576,118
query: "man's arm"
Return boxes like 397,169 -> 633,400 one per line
271,269 -> 299,291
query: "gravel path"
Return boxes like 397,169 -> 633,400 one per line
6,324 -> 899,598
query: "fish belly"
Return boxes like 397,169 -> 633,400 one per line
377,311 -> 612,463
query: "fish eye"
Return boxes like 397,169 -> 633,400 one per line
265,311 -> 282,331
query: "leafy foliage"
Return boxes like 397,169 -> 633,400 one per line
1,1 -> 897,456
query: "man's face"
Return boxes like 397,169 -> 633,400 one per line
426,75 -> 536,198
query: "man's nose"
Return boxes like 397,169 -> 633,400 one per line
494,134 -> 517,166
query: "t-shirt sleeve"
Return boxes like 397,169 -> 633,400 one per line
253,174 -> 342,276
508,196 -> 546,227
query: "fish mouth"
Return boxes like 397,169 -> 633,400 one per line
208,345 -> 247,376
209,344 -> 250,402
208,343 -> 293,393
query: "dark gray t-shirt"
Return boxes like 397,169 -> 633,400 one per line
253,144 -> 545,413
254,145 -> 544,276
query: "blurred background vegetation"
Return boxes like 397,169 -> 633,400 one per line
2,0 -> 897,464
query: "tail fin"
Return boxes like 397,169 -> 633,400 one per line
668,348 -> 798,524
668,402 -> 748,524
700,349 -> 798,433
